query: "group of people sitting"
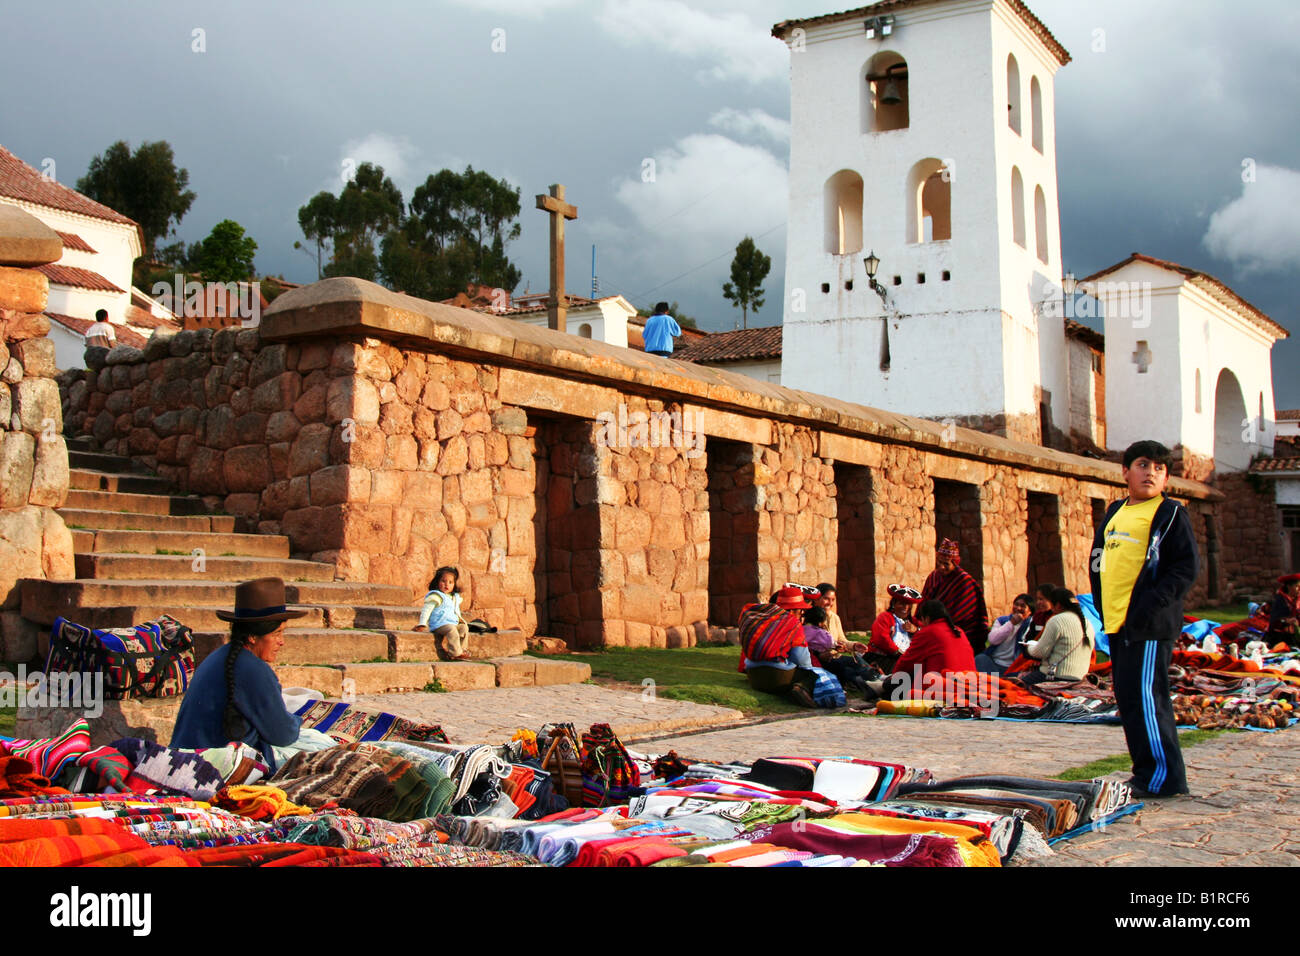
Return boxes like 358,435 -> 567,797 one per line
739,542 -> 1098,708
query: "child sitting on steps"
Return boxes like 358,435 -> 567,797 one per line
413,566 -> 471,661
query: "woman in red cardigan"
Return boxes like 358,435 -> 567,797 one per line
892,600 -> 977,678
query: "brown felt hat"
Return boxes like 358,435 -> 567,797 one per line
215,577 -> 308,623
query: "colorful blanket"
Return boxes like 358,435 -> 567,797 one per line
293,700 -> 448,745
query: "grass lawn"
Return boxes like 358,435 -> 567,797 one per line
1055,728 -> 1235,781
0,706 -> 13,737
1185,604 -> 1252,624
538,645 -> 803,716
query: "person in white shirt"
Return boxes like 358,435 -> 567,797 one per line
84,308 -> 117,351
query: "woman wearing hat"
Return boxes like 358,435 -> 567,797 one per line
868,584 -> 922,669
171,578 -> 307,769
1267,574 -> 1300,647
738,586 -> 819,707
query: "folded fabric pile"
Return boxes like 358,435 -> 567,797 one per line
293,700 -> 448,745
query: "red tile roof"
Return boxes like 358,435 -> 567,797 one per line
1082,253 -> 1289,341
36,263 -> 124,293
1064,318 -> 1104,350
46,312 -> 148,349
773,0 -> 1070,66
675,325 -> 783,364
1277,409 -> 1300,422
1249,456 -> 1300,474
0,145 -> 139,228
125,305 -> 180,331
54,230 -> 96,253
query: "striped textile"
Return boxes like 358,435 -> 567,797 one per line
0,720 -> 90,780
921,568 -> 989,643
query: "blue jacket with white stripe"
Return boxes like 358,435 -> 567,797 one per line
1089,494 -> 1200,641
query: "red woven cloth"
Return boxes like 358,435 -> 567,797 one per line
0,756 -> 69,798
0,831 -> 152,866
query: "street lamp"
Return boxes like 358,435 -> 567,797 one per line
863,250 -> 888,303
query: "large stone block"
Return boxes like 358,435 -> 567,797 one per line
28,434 -> 68,507
0,266 -> 49,313
223,444 -> 272,493
13,377 -> 61,435
310,464 -> 372,506
15,698 -> 181,747
289,422 -> 332,476
0,431 -> 36,508
533,659 -> 591,685
428,660 -> 496,690
13,337 -> 56,378
0,206 -> 63,267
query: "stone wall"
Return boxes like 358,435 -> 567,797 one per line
60,276 -> 1225,646
0,208 -> 73,661
1215,473 -> 1282,602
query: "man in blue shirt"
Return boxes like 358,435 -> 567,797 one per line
643,301 -> 682,357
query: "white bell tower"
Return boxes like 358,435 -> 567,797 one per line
775,0 -> 1071,445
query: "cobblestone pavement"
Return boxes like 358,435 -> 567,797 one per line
355,684 -> 743,744
638,714 -> 1300,867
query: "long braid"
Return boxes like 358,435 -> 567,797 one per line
917,599 -> 963,642
222,638 -> 247,741
222,619 -> 280,742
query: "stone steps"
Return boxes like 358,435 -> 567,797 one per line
69,467 -> 174,495
73,552 -> 336,582
58,509 -> 238,533
273,657 -> 590,695
63,488 -> 213,516
68,449 -> 140,472
192,627 -> 527,667
22,578 -> 415,626
69,528 -> 290,559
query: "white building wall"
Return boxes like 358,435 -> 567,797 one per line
49,322 -> 88,372
1276,479 -> 1300,506
1098,260 -> 1277,470
780,0 -> 1068,440
696,359 -> 781,384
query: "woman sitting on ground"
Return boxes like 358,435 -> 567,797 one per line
171,577 -> 305,770
739,587 -> 819,708
413,565 -> 471,661
803,605 -> 875,697
868,584 -> 922,669
814,583 -> 848,644
1018,587 -> 1094,686
1266,574 -> 1300,648
863,599 -> 976,701
975,593 -> 1033,675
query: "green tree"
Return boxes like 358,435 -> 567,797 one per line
380,166 -> 522,299
189,219 -> 258,283
636,301 -> 698,330
721,236 -> 771,329
77,141 -> 196,257
295,191 -> 338,279
295,163 -> 401,283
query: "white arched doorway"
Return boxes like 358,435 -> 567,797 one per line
1213,368 -> 1251,472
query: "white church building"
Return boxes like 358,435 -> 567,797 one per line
771,0 -> 1288,476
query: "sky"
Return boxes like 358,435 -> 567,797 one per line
2,0 -> 1296,406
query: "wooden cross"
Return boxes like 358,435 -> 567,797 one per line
536,184 -> 578,332
1132,340 -> 1152,373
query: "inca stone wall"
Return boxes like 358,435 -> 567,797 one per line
59,276 -> 1228,645
0,208 -> 73,661
1214,473 -> 1282,602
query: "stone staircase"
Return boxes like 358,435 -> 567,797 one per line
20,436 -> 590,697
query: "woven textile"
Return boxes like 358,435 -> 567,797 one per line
294,700 -> 447,745
0,756 -> 68,798
46,615 -> 194,700
1,720 -> 90,780
113,739 -> 227,799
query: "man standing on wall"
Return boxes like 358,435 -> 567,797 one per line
1090,440 -> 1199,798
642,301 -> 681,358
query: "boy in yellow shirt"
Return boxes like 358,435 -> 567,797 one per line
1089,440 -> 1199,798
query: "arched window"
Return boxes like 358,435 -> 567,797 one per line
825,170 -> 864,255
1034,184 -> 1048,263
1007,54 -> 1021,134
862,52 -> 908,133
577,323 -> 592,339
1011,166 -> 1026,248
906,159 -> 951,243
1030,76 -> 1044,153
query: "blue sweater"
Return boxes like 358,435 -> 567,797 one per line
170,643 -> 301,769
642,312 -> 682,353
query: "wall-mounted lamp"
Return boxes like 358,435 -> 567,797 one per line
863,250 -> 888,303
864,15 -> 894,39
1062,271 -> 1078,296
